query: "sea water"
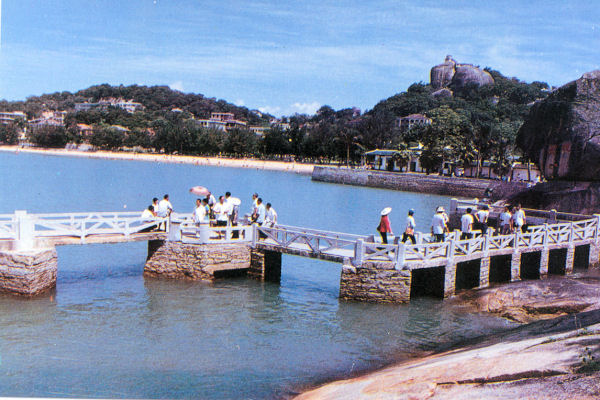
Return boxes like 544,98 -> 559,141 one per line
0,152 -> 517,398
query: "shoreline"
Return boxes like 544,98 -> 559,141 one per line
0,146 -> 316,175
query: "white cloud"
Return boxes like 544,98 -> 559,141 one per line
234,99 -> 245,106
289,102 -> 320,115
258,105 -> 281,116
169,81 -> 184,92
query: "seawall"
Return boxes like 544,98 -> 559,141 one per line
311,166 -> 530,199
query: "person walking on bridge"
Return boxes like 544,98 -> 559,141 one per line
401,209 -> 416,244
377,207 -> 393,244
475,204 -> 490,235
461,208 -> 475,240
431,206 -> 448,242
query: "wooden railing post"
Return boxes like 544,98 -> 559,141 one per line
14,210 -> 35,250
595,214 -> 600,242
543,223 -> 549,248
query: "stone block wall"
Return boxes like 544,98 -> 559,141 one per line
312,167 -> 529,199
590,241 -> 600,269
248,249 -> 282,282
566,245 -> 575,274
444,263 -> 456,298
479,256 -> 490,288
0,248 -> 57,295
339,261 -> 411,303
144,240 -> 250,280
540,249 -> 549,277
511,252 -> 521,281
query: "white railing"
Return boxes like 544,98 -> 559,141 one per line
0,214 -> 17,240
3,210 -> 600,269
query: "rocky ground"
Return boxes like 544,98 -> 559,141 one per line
450,272 -> 600,323
295,273 -> 600,399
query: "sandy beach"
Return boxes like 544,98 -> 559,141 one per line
0,146 -> 316,175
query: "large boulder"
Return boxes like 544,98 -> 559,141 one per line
452,63 -> 494,88
430,55 -> 494,90
430,55 -> 456,89
517,70 -> 600,182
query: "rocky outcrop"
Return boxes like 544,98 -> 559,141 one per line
0,248 -> 57,295
517,70 -> 600,182
296,309 -> 600,399
430,55 -> 494,91
510,180 -> 600,215
450,274 -> 600,323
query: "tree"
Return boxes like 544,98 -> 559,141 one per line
0,123 -> 20,144
27,125 -> 69,148
223,128 -> 257,156
89,125 -> 125,150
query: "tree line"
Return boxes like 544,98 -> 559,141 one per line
1,71 -> 550,173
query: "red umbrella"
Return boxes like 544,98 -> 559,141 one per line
189,186 -> 210,196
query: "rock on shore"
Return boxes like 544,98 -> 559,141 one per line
295,275 -> 600,399
296,310 -> 600,399
450,273 -> 600,323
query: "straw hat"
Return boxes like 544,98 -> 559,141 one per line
381,207 -> 392,216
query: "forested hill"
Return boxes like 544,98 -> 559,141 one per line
355,69 -> 551,174
0,84 -> 272,125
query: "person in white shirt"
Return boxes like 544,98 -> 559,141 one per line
156,194 -> 173,231
156,194 -> 173,218
402,209 -> 416,244
265,203 -> 278,227
140,205 -> 156,232
213,196 -> 229,227
430,206 -> 448,242
498,205 -> 513,234
193,198 -> 208,238
475,205 -> 490,235
251,193 -> 259,222
461,208 -> 475,240
255,198 -> 266,225
512,204 -> 526,233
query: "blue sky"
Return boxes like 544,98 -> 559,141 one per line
0,0 -> 598,116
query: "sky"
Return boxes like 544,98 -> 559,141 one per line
0,0 -> 599,117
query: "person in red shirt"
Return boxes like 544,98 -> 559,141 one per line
377,207 -> 393,244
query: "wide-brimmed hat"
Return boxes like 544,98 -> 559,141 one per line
381,207 -> 392,216
436,206 -> 445,213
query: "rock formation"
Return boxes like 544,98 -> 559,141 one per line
430,55 -> 494,90
517,70 -> 600,182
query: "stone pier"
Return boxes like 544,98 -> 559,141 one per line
339,261 -> 411,302
248,249 -> 282,282
144,240 -> 251,280
0,248 -> 57,295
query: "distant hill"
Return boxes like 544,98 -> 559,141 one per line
0,84 -> 273,126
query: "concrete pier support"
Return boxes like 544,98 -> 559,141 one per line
540,249 -> 549,277
479,256 -> 490,289
566,245 -> 575,274
339,261 -> 411,303
0,248 -> 57,295
589,241 -> 600,269
511,252 -> 521,282
144,240 -> 250,280
248,249 -> 282,282
443,263 -> 457,298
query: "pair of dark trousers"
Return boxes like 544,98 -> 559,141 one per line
402,233 -> 415,244
379,231 -> 388,244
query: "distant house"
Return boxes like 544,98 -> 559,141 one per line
196,112 -> 247,132
75,98 -> 143,113
0,111 -> 27,124
77,124 -> 94,136
249,126 -> 269,136
462,161 -> 541,182
364,145 -> 453,175
28,111 -> 67,128
395,114 -> 432,132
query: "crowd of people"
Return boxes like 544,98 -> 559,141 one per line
140,191 -> 278,238
376,203 -> 528,245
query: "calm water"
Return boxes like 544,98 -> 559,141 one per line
0,152 -> 517,399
